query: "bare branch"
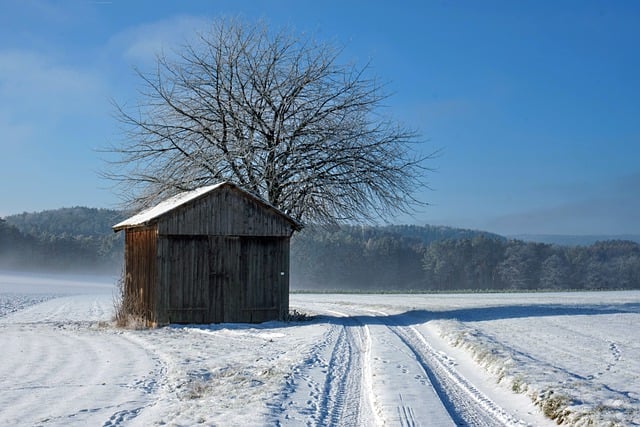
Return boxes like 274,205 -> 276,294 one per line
104,18 -> 432,224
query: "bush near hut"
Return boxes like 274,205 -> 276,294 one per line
112,272 -> 151,329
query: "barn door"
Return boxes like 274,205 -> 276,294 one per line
166,236 -> 209,323
241,237 -> 287,322
208,236 -> 240,323
208,236 -> 288,323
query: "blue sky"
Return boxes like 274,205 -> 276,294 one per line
1,0 -> 638,236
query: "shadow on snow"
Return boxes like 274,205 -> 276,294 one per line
317,302 -> 640,327
167,302 -> 640,331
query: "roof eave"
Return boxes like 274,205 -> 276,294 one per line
111,181 -> 304,233
112,221 -> 152,233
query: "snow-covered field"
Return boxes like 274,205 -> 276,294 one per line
1,272 -> 639,426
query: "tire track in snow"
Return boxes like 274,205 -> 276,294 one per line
271,308 -> 372,426
321,309 -> 384,426
368,308 -> 525,427
397,393 -> 418,427
350,311 -> 454,426
316,323 -> 360,426
390,323 -> 518,426
309,303 -> 525,426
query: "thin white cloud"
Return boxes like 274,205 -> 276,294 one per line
0,110 -> 34,153
106,15 -> 211,65
0,49 -> 106,117
484,185 -> 640,236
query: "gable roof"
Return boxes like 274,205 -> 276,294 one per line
112,182 -> 302,232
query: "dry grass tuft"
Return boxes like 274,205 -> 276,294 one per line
112,272 -> 151,329
286,309 -> 313,322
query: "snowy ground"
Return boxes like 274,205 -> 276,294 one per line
1,272 -> 639,426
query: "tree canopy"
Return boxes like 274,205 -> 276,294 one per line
106,19 -> 430,224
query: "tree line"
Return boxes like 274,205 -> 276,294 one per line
0,208 -> 124,273
421,236 -> 640,291
2,208 -> 639,291
291,226 -> 640,291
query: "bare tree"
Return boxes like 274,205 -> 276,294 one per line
105,19 -> 431,224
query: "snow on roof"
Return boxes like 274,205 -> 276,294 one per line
113,183 -> 225,230
112,182 -> 303,231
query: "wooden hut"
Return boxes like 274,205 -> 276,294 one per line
113,182 -> 302,325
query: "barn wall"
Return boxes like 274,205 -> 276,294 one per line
280,239 -> 290,321
213,236 -> 290,323
156,235 -> 210,324
240,237 -> 289,323
124,227 -> 157,323
155,234 -> 290,324
123,184 -> 297,325
157,185 -> 295,237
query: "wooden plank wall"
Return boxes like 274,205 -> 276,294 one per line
156,235 -> 291,324
156,235 -> 209,324
132,185 -> 297,325
124,227 -> 157,322
155,236 -> 169,325
211,236 -> 241,322
238,237 -> 289,323
157,185 -> 295,237
208,236 -> 229,323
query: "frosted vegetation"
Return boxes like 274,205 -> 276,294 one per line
1,273 -> 638,426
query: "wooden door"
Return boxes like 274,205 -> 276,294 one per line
208,236 -> 288,323
166,236 -> 209,323
208,236 -> 240,323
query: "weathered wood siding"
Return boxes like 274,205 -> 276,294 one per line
209,236 -> 290,323
238,237 -> 289,323
157,185 -> 294,237
124,227 -> 157,322
156,235 -> 290,324
159,236 -> 210,324
121,183 -> 297,325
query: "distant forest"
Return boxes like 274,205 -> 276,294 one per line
1,207 -> 639,291
0,207 -> 124,273
291,226 -> 640,291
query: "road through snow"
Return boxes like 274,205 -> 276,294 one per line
291,301 -> 528,427
4,276 -> 636,426
271,313 -> 369,426
0,292 -> 545,427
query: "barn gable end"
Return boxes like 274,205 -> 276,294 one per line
113,182 -> 301,326
157,184 -> 296,237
